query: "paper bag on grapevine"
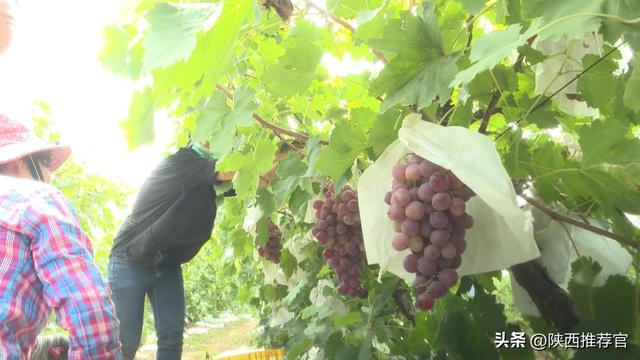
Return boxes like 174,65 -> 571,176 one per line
358,113 -> 540,281
510,207 -> 632,316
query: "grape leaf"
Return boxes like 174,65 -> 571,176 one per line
255,217 -> 269,247
576,53 -> 621,114
256,188 -> 275,218
578,119 -> 640,167
233,165 -> 260,201
314,122 -> 367,179
262,21 -> 324,96
254,139 -> 277,174
329,122 -> 367,154
623,57 -> 640,113
120,87 -> 155,150
452,22 -> 539,86
521,0 -> 605,41
194,87 -> 257,159
280,249 -> 298,279
313,148 -> 354,180
601,0 -> 640,51
142,3 -> 219,71
569,272 -> 636,336
273,154 -> 306,208
367,109 -> 402,156
379,56 -> 459,112
99,25 -> 143,79
327,0 -> 384,19
150,0 -> 252,106
461,0 -> 485,15
369,6 -> 456,111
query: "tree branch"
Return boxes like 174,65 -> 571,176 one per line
464,15 -> 474,55
510,260 -> 580,332
304,0 -> 388,64
215,84 -> 324,144
522,196 -> 638,248
478,92 -> 500,134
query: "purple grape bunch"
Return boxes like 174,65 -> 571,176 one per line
257,220 -> 283,264
386,154 -> 476,311
311,184 -> 368,299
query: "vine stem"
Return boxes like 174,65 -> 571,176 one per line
215,84 -> 325,144
478,36 -> 534,133
522,195 -> 637,248
478,92 -> 500,134
495,41 -> 624,139
304,0 -> 388,64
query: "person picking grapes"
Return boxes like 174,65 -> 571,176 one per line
108,140 -> 284,360
0,113 -> 121,358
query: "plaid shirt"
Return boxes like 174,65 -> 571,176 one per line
0,176 -> 120,359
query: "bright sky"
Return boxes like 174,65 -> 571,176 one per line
0,0 -> 174,187
0,0 -> 374,187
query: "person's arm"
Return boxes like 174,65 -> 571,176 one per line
23,189 -> 120,359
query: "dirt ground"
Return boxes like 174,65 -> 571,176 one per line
135,318 -> 259,360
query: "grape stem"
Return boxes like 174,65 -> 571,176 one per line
522,196 -> 638,249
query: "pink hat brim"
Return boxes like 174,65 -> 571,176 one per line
0,139 -> 71,172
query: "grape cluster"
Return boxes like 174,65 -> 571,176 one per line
311,184 -> 368,298
386,154 -> 476,311
258,220 -> 283,264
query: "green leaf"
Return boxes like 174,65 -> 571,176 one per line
262,21 -> 324,96
379,56 -> 459,112
255,216 -> 269,247
280,249 -> 298,279
576,53 -> 621,114
150,0 -> 252,105
254,139 -> 277,174
332,311 -> 363,328
439,311 -> 500,359
194,87 -> 257,159
256,188 -> 275,218
578,119 -> 640,167
327,0 -> 384,19
624,57 -> 640,113
273,154 -> 306,208
569,271 -> 636,337
120,87 -> 155,150
521,0 -> 605,41
286,336 -> 313,360
461,0 -> 486,15
369,7 -> 455,110
367,109 -> 402,156
143,3 -> 219,71
314,147 -> 355,179
233,165 -> 259,201
99,25 -> 143,79
453,22 -> 539,86
313,121 -> 368,179
330,122 -> 367,154
517,44 -> 545,66
602,0 -> 640,51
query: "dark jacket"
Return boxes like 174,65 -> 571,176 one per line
111,147 -> 228,268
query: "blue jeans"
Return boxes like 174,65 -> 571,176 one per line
108,257 -> 185,360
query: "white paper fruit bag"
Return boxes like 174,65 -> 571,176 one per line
358,114 -> 540,281
511,207 -> 632,316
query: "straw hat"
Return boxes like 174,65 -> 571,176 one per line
0,113 -> 71,171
